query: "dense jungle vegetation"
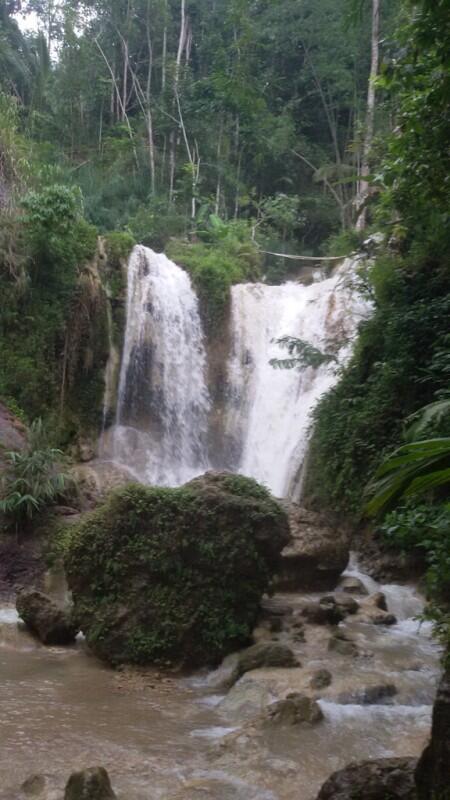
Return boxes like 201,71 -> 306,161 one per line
0,1 -> 449,645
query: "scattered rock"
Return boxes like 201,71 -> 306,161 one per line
21,775 -> 47,797
370,611 -> 397,626
219,676 -> 273,720
16,590 -> 78,646
310,669 -> 332,690
367,591 -> 388,611
260,597 -> 294,618
328,632 -> 359,657
415,664 -> 450,800
300,601 -> 344,626
65,474 -> 290,667
235,642 -> 299,681
264,693 -> 323,727
275,504 -> 349,591
330,593 -> 360,615
338,576 -> 368,596
316,757 -> 418,800
64,767 -> 117,800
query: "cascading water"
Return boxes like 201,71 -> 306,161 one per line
104,251 -> 369,495
225,259 -> 370,497
109,245 -> 211,486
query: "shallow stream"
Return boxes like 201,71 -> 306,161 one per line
0,561 -> 442,800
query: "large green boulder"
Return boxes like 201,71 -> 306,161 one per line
64,473 -> 289,668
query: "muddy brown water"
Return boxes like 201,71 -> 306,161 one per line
0,562 -> 442,800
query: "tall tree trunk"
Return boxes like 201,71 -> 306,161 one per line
146,0 -> 156,194
356,0 -> 381,230
215,117 -> 224,215
169,0 -> 188,204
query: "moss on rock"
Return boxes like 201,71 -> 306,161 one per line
64,473 -> 289,668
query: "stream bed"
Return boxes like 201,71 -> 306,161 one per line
0,562 -> 442,800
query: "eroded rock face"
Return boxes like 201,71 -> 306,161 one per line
65,474 -> 290,667
276,504 -> 349,591
415,664 -> 450,800
0,402 -> 26,461
64,768 -> 117,800
316,758 -> 418,800
16,590 -> 78,646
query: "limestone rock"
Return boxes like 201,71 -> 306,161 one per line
0,402 -> 26,461
219,676 -> 273,720
367,591 -> 388,611
21,775 -> 47,797
264,693 -> 323,727
310,669 -> 332,690
338,576 -> 368,596
65,474 -> 290,667
64,768 -> 117,800
300,600 -> 344,626
316,758 -> 418,800
328,632 -> 358,657
235,642 -> 299,680
415,664 -> 450,799
330,593 -> 360,615
275,504 -> 349,591
16,590 -> 78,646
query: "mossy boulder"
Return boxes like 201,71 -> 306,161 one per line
64,473 -> 289,668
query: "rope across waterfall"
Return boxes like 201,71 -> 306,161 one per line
258,249 -> 349,261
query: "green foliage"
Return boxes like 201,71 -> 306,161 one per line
324,228 -> 364,258
64,476 -> 288,667
270,336 -> 337,372
22,184 -> 97,285
376,1 -> 450,255
103,231 -> 135,269
366,437 -> 450,517
0,418 -> 72,532
167,220 -> 261,330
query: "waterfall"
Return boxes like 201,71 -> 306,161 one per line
224,259 -> 370,497
110,245 -> 211,486
104,249 -> 369,496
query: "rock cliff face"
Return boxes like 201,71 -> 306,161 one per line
65,472 -> 289,668
415,664 -> 450,800
275,504 -> 350,591
0,402 -> 26,463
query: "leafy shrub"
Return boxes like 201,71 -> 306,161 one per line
380,504 -> 450,651
0,419 -> 72,533
104,231 -> 136,269
304,259 -> 450,515
167,217 -> 261,330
